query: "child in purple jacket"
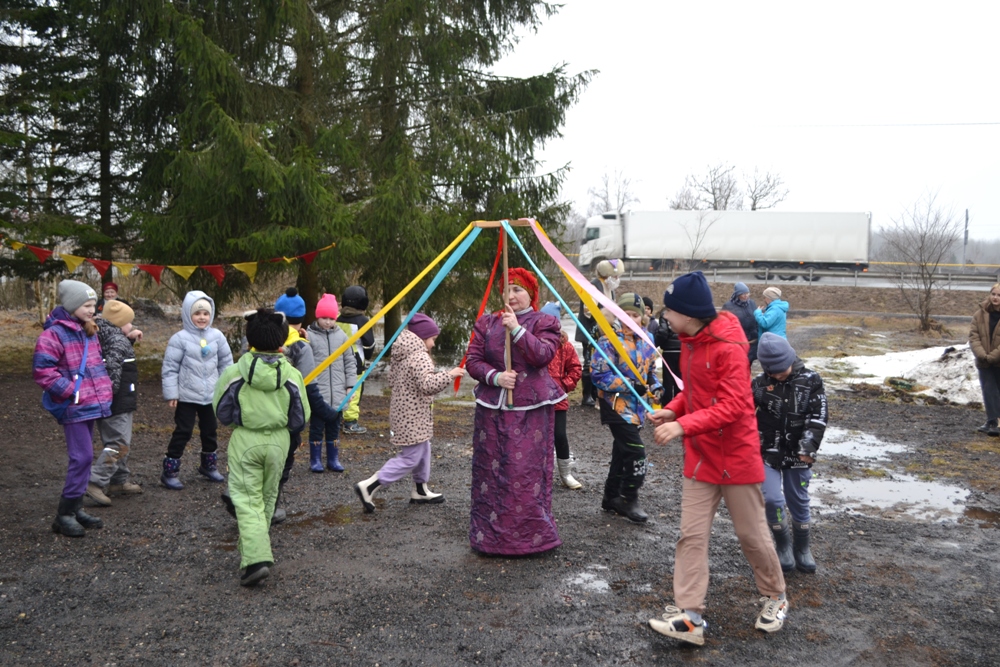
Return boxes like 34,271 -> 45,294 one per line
33,280 -> 113,537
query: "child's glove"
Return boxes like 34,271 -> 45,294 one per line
631,380 -> 647,397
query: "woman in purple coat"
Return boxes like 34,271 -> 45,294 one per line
465,268 -> 567,555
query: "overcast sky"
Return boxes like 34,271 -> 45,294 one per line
495,1 -> 1000,239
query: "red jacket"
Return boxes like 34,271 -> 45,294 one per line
547,335 -> 582,411
664,311 -> 762,485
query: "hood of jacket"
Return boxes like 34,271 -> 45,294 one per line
237,351 -> 290,393
765,299 -> 789,314
181,290 -> 216,335
392,329 -> 425,363
980,298 -> 1000,314
43,306 -> 82,332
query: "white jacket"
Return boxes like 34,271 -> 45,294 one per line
161,291 -> 233,404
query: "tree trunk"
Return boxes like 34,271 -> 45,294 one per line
382,278 -> 400,347
296,261 -> 319,326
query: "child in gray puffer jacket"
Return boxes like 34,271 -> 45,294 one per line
160,291 -> 233,489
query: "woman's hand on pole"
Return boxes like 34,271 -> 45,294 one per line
501,304 -> 519,332
497,370 -> 517,389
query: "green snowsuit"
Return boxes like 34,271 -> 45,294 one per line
214,352 -> 310,569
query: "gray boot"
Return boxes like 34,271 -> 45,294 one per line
771,517 -> 795,573
52,496 -> 85,537
556,458 -> 582,489
792,522 -> 817,573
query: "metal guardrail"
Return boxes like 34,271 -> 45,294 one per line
616,265 -> 1000,287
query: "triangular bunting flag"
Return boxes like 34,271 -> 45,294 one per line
28,246 -> 53,263
87,258 -> 112,276
112,262 -> 136,276
9,241 -> 24,250
138,264 -> 165,284
202,264 -> 225,286
232,262 -> 258,283
61,254 -> 87,273
168,265 -> 198,281
299,251 -> 319,265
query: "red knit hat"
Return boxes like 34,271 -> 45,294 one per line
102,282 -> 119,293
496,267 -> 539,310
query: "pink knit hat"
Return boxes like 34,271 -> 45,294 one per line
315,293 -> 339,319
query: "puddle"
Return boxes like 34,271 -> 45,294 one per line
962,507 -> 1000,529
813,427 -> 972,523
287,504 -> 357,531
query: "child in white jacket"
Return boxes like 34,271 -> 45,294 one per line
160,291 -> 233,489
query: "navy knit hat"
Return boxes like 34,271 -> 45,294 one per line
275,288 -> 306,323
758,332 -> 797,374
662,272 -> 716,319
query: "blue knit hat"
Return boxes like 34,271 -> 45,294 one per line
734,282 -> 749,296
275,288 -> 306,322
663,272 -> 716,319
540,301 -> 561,319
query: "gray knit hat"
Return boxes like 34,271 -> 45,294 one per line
58,280 -> 98,313
757,332 -> 797,374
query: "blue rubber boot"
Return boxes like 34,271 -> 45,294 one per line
197,452 -> 226,482
309,443 -> 324,473
326,440 -> 344,472
160,456 -> 184,490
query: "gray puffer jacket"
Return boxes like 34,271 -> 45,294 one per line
161,291 -> 233,404
306,322 -> 357,412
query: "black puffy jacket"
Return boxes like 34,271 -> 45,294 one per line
751,360 -> 827,469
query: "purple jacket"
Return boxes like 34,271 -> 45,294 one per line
466,309 -> 566,410
33,307 -> 113,424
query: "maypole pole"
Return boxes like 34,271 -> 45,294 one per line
502,223 -> 514,407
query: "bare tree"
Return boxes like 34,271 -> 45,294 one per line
686,163 -> 743,210
680,210 -> 722,270
880,194 -> 962,331
586,169 -> 640,217
669,186 -> 700,210
744,168 -> 789,210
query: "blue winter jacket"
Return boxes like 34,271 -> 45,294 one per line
161,291 -> 233,404
754,299 -> 789,339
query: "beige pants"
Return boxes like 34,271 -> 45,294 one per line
674,476 -> 786,613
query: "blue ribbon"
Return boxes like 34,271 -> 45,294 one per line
336,226 -> 483,412
500,220 -> 654,414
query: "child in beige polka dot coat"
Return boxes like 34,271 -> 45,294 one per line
354,313 -> 465,512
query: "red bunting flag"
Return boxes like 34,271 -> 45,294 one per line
27,246 -> 53,263
202,264 -> 226,286
138,264 -> 165,284
87,258 -> 112,276
299,251 -> 319,265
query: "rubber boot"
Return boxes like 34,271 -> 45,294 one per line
608,496 -> 648,523
771,517 -> 795,573
271,486 -> 286,524
556,458 -> 582,489
160,456 -> 184,490
792,522 -> 817,573
74,496 -> 103,530
326,440 -> 344,472
410,482 -> 445,504
581,377 -> 596,407
220,489 -> 236,518
197,451 -> 226,482
309,442 -> 324,472
354,472 -> 380,513
52,496 -> 85,537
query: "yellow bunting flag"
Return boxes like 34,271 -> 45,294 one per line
112,262 -> 136,276
9,241 -> 24,250
231,262 -> 258,282
61,254 -> 87,273
167,265 -> 198,281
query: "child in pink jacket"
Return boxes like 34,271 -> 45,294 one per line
354,314 -> 464,512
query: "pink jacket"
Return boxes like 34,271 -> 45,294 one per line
388,329 -> 453,446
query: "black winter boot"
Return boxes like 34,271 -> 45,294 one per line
792,522 -> 817,573
52,496 -> 85,537
271,486 -> 286,524
220,489 -> 236,518
74,497 -> 103,530
581,377 -> 596,407
771,518 -> 795,573
608,496 -> 648,523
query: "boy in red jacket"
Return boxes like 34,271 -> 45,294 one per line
540,302 -> 583,489
647,271 -> 787,646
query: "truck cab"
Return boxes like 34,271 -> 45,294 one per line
578,212 -> 623,270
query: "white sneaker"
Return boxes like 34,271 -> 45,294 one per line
649,606 -> 705,646
755,596 -> 789,633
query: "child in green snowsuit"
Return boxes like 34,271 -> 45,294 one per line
214,309 -> 310,586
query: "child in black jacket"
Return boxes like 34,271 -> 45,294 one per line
752,333 -> 827,574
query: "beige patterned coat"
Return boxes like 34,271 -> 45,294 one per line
389,329 -> 452,446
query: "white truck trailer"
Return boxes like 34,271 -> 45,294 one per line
578,210 -> 871,280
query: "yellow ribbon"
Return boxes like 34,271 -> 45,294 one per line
303,222 -> 477,385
